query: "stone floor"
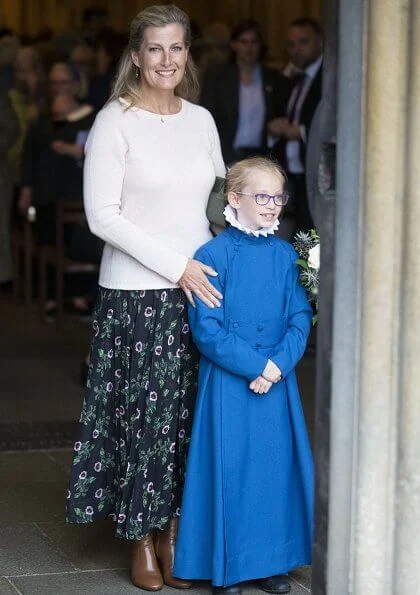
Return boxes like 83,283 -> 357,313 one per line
0,295 -> 315,594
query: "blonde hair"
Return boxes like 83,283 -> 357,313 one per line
226,156 -> 286,194
109,4 -> 199,107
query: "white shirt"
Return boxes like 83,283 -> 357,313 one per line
84,98 -> 226,290
286,55 -> 323,174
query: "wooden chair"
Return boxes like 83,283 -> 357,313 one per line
38,200 -> 98,327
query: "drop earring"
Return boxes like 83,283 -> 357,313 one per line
135,66 -> 140,79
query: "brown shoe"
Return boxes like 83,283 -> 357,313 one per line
155,518 -> 192,589
131,533 -> 164,591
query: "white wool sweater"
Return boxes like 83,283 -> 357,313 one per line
84,98 -> 225,290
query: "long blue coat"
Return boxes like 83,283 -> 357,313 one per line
174,226 -> 314,587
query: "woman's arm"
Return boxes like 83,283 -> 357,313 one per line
18,123 -> 37,215
207,110 -> 225,177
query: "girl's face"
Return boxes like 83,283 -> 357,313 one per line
131,24 -> 188,94
228,169 -> 284,231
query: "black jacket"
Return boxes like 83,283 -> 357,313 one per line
21,106 -> 96,205
200,62 -> 290,164
274,65 -> 323,171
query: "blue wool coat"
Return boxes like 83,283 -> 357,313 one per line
174,225 -> 314,587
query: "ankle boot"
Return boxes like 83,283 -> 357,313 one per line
131,533 -> 164,591
155,518 -> 192,588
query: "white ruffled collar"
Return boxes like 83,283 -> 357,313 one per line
223,204 -> 279,237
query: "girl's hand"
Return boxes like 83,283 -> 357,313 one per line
178,258 -> 223,309
249,376 -> 273,395
262,359 -> 282,383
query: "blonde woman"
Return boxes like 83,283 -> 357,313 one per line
66,4 -> 225,591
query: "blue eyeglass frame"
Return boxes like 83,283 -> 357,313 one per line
235,191 -> 290,206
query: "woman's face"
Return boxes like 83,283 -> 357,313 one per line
231,29 -> 261,68
131,23 -> 188,94
49,64 -> 78,100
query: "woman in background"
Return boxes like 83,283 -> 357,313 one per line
200,20 -> 290,165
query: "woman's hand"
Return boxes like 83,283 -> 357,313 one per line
51,141 -> 83,160
262,359 -> 282,383
178,258 -> 223,308
249,376 -> 273,395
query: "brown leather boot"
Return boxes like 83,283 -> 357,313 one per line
155,518 -> 192,589
131,533 -> 164,591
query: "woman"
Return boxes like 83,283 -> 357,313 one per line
18,61 -> 96,316
200,20 -> 290,165
65,4 -> 225,591
8,46 -> 47,188
0,66 -> 19,287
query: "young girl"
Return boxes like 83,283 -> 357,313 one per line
173,157 -> 313,595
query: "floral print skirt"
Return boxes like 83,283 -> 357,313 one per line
66,287 -> 199,540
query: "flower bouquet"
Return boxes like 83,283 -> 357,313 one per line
293,229 -> 320,324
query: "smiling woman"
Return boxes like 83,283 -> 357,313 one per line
65,4 -> 226,592
110,4 -> 199,110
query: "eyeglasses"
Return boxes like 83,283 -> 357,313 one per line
235,192 -> 290,206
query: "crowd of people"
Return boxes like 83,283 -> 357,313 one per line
0,7 -> 323,299
1,5 -> 323,594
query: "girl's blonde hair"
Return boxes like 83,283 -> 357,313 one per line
109,4 -> 199,108
226,156 -> 286,194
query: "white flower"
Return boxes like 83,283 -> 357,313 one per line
308,244 -> 320,270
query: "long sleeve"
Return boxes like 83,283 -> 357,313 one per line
189,246 -> 268,381
0,89 -> 19,155
207,110 -> 226,176
83,109 -> 189,285
269,253 -> 312,377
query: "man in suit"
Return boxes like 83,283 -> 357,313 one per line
200,20 -> 290,165
269,18 -> 323,233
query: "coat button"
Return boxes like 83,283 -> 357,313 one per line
269,239 -> 274,246
256,343 -> 262,348
233,322 -> 239,329
257,325 -> 264,332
